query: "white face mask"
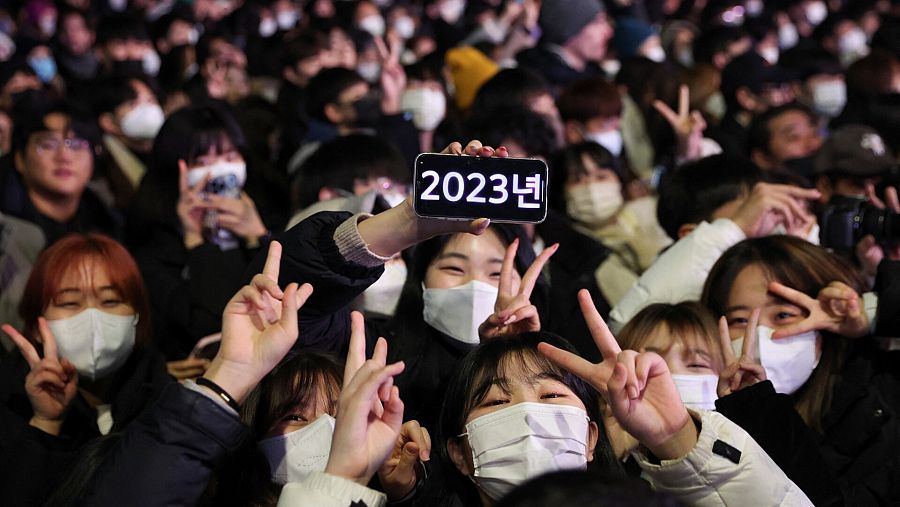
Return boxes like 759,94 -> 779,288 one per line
356,61 -> 381,83
805,1 -> 828,26
772,223 -> 821,246
643,45 -> 666,63
705,91 -> 727,120
462,402 -> 590,500
400,88 -> 447,131
439,0 -> 466,24
257,414 -> 336,485
422,280 -> 498,345
277,10 -> 299,30
48,308 -> 137,382
759,46 -> 779,65
585,130 -> 624,157
142,50 -> 161,76
359,259 -> 407,316
838,28 -> 869,66
671,374 -> 719,410
731,325 -> 819,395
186,160 -> 247,198
394,16 -> 415,39
745,0 -> 764,17
259,17 -> 278,38
811,80 -> 846,118
565,180 -> 624,227
778,23 -> 800,49
359,15 -> 386,37
120,102 -> 165,140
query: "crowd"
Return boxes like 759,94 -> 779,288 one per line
0,0 -> 899,505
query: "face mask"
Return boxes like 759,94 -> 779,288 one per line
705,92 -> 727,120
565,180 -> 624,227
359,259 -> 407,316
675,47 -> 693,67
778,23 -> 799,49
380,190 -> 407,208
585,130 -> 624,157
838,28 -> 869,66
29,56 -> 57,83
745,0 -> 764,17
351,95 -> 382,127
356,61 -> 381,83
257,414 -> 336,484
187,28 -> 200,45
401,88 -> 447,131
394,16 -> 415,39
359,15 -> 386,37
48,308 -> 137,382
38,17 -> 57,37
120,102 -> 165,140
811,80 -> 846,118
759,46 -> 779,65
440,0 -> 466,24
643,45 -> 666,63
782,154 -> 816,176
259,18 -> 278,38
671,374 -> 719,410
805,1 -> 827,26
186,160 -> 247,198
422,280 -> 498,345
277,10 -> 299,30
731,325 -> 819,395
142,50 -> 161,76
462,402 -> 590,500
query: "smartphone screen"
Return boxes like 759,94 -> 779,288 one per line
413,153 -> 548,223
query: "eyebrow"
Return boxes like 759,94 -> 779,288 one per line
56,288 -> 83,295
435,252 -> 469,262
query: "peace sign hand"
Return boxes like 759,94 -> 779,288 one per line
479,239 -> 558,340
717,310 -> 767,398
375,36 -> 407,115
653,85 -> 707,161
768,281 -> 869,339
203,241 -> 314,405
2,319 -> 78,436
177,160 -> 212,248
537,290 -> 697,460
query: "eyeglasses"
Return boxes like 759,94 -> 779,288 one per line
33,136 -> 91,154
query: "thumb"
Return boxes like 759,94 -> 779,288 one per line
393,441 -> 420,479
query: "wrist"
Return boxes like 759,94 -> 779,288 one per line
646,412 -> 699,461
381,98 -> 401,115
184,231 -> 204,249
324,459 -> 370,487
29,415 -> 64,436
202,358 -> 259,406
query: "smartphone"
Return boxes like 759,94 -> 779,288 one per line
413,153 -> 548,224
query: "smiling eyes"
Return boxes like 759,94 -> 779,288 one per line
479,392 -> 568,408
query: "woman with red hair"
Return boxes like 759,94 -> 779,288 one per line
0,233 -> 172,506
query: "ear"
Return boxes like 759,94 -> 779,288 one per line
14,151 -> 25,175
586,420 -> 600,463
750,148 -> 775,171
98,112 -> 119,135
447,437 -> 474,476
318,187 -> 339,202
815,176 -> 832,204
677,223 -> 697,239
735,87 -> 758,113
564,120 -> 584,145
323,103 -> 343,125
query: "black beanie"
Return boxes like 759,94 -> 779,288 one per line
539,0 -> 605,45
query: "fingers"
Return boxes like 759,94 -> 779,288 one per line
652,99 -> 678,126
442,142 -> 463,155
465,218 -> 491,236
372,336 -> 388,367
401,420 -> 431,461
741,309 -> 761,362
537,342 -> 606,390
767,281 -> 814,310
678,84 -> 689,118
616,350 -> 641,399
345,311 -> 367,387
577,289 -> 622,359
498,238 -> 519,299
718,316 -> 736,365
178,160 -> 189,193
887,187 -> 900,213
382,384 -> 404,431
262,241 -> 282,283
739,362 -> 767,383
250,273 -> 284,303
295,282 -> 314,308
393,440 -> 421,482
865,182 -> 885,209
279,283 -> 301,335
464,140 -> 483,155
606,362 -> 631,418
519,243 -> 558,298
2,324 -> 40,368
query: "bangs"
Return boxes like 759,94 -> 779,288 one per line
466,345 -> 570,416
187,127 -> 236,163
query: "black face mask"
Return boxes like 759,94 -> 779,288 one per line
782,153 -> 817,176
109,59 -> 145,78
351,96 -> 382,128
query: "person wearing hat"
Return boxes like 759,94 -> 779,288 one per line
813,124 -> 896,203
516,0 -> 613,91
612,17 -> 666,62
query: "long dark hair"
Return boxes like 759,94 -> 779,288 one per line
701,235 -> 865,432
202,351 -> 343,507
436,332 -> 624,506
390,224 -> 549,360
